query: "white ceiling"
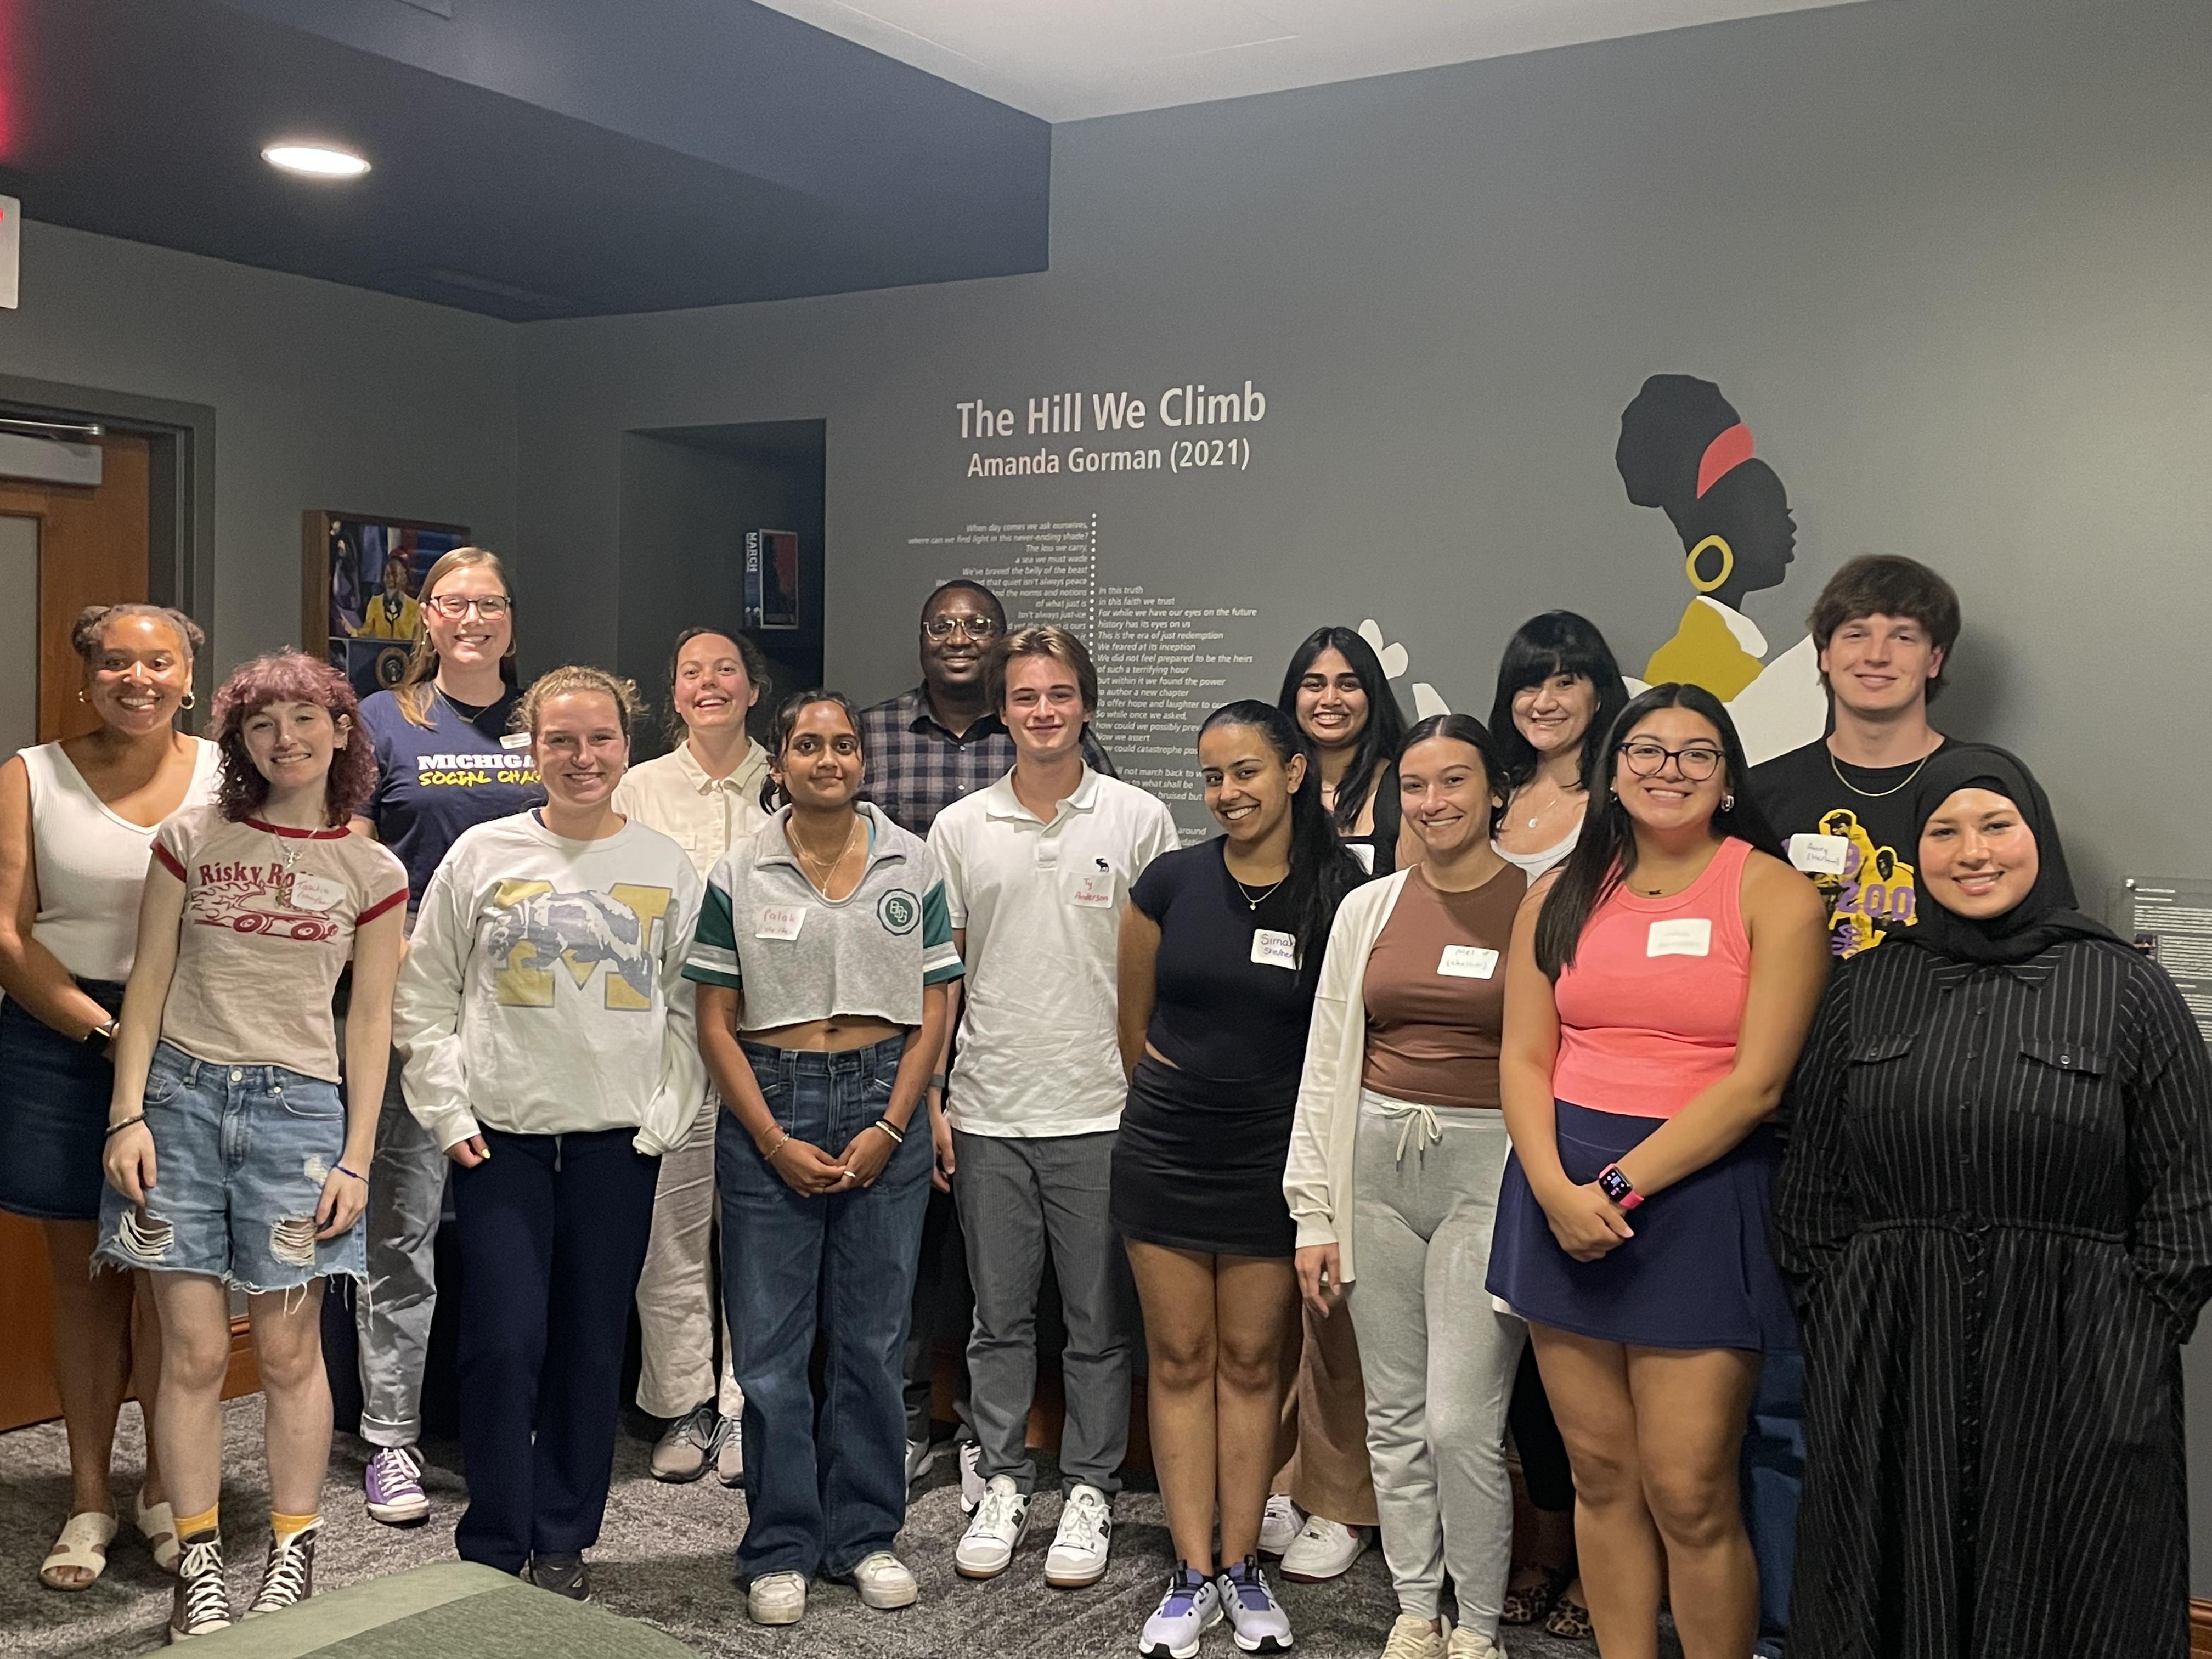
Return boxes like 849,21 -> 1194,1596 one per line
754,0 -> 1864,122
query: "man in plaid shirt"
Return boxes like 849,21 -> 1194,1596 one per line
861,579 -> 1116,1511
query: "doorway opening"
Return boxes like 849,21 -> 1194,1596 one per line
618,419 -> 826,758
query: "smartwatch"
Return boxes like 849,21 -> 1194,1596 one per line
1596,1162 -> 1643,1212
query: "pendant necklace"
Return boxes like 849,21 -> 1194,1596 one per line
1232,874 -> 1288,911
791,816 -> 860,894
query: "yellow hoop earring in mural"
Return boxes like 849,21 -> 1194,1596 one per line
1686,535 -> 1735,594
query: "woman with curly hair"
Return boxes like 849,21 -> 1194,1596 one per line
98,650 -> 407,1638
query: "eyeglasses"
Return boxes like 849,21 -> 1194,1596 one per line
923,616 -> 1001,641
425,594 -> 511,619
1618,740 -> 1725,781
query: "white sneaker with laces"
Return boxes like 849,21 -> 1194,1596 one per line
852,1550 -> 918,1609
1043,1483 -> 1112,1587
1259,1493 -> 1304,1558
955,1475 -> 1031,1579
1279,1514 -> 1369,1583
1379,1612 -> 1449,1659
1442,1626 -> 1501,1658
958,1440 -> 985,1514
746,1570 -> 807,1625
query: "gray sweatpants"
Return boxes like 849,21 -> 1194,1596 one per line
355,1055 -> 446,1448
953,1128 -> 1130,1497
1346,1092 -> 1525,1632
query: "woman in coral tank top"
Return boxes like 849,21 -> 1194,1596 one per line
1486,684 -> 1827,1659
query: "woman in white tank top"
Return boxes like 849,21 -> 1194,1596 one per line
0,604 -> 217,1590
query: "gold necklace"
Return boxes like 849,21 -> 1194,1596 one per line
1828,741 -> 1937,799
789,815 -> 860,888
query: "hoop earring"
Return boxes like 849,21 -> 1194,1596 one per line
1722,792 -> 1735,812
180,691 -> 197,711
1686,535 -> 1735,594
77,689 -> 88,704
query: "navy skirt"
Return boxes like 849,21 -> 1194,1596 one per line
0,979 -> 126,1222
1487,1099 -> 1798,1355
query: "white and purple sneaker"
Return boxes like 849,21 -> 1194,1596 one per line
1141,1564 -> 1223,1659
364,1445 -> 430,1527
1218,1556 -> 1294,1654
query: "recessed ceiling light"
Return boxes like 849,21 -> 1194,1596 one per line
262,144 -> 370,179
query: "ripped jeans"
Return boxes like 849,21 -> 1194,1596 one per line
96,1042 -> 365,1293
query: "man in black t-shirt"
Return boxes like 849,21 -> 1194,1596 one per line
1743,553 -> 1963,1659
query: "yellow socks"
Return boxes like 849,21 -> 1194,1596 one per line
271,1510 -> 320,1545
175,1503 -> 219,1541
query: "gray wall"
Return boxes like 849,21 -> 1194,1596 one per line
509,0 -> 2212,1581
0,219 -> 517,671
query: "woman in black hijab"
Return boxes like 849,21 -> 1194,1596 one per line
1775,744 -> 2212,1658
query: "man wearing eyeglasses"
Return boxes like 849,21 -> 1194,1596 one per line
859,580 -> 1117,1512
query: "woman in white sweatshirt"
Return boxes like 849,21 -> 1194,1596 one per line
392,665 -> 703,1600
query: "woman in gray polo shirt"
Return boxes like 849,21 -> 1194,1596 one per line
684,690 -> 962,1629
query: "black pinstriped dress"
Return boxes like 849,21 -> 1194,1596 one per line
1775,938 -> 2212,1659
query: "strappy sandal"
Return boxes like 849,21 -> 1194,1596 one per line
1503,1564 -> 1572,1624
41,1511 -> 118,1590
135,1491 -> 181,1575
1544,1586 -> 1595,1641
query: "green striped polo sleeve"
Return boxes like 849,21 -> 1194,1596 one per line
919,878 -> 962,985
682,872 -> 743,989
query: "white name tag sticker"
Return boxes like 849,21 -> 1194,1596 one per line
1067,868 -> 1118,909
1647,917 -> 1713,958
1251,928 -> 1299,970
290,874 -> 346,913
1346,842 -> 1375,875
1787,832 -> 1850,876
755,905 -> 806,941
1437,944 -> 1499,979
499,732 -> 533,751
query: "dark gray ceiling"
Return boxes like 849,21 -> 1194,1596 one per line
0,0 -> 1051,320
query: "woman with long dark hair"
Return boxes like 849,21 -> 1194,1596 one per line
1487,684 -> 1828,1659
1279,627 -> 1408,878
1285,713 -> 1531,1659
1483,611 -> 1628,1637
1777,746 -> 2212,1658
1115,699 -> 1361,1658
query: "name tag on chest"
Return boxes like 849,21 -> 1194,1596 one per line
1437,944 -> 1498,979
1067,868 -> 1118,909
290,874 -> 347,914
1251,929 -> 1299,970
1786,833 -> 1850,876
757,905 -> 807,941
1646,918 -> 1713,958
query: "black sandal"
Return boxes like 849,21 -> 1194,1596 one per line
1544,1588 -> 1594,1641
1502,1564 -> 1571,1625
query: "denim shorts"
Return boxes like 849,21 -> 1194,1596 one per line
95,1042 -> 366,1293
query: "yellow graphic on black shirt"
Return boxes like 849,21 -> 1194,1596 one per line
487,880 -> 673,1009
1811,807 -> 1918,960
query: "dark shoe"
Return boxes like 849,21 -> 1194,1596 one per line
245,1523 -> 318,1617
528,1552 -> 592,1602
167,1530 -> 232,1641
1502,1564 -> 1571,1625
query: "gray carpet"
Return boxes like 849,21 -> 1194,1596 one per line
0,1400 -> 1617,1657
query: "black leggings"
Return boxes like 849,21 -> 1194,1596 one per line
1508,1342 -> 1576,1514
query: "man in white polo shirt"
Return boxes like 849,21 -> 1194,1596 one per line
929,625 -> 1177,1591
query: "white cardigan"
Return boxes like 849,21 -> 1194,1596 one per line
1282,868 -> 1413,1284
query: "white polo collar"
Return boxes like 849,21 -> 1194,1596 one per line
981,764 -> 1100,826
675,736 -> 770,798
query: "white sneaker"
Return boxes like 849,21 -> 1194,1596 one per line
958,1439 -> 985,1514
1442,1627 -> 1501,1658
1380,1612 -> 1449,1659
955,1475 -> 1030,1579
905,1437 -> 937,1489
1259,1493 -> 1304,1558
747,1570 -> 807,1626
852,1550 -> 918,1610
1279,1515 -> 1369,1583
1043,1484 -> 1112,1588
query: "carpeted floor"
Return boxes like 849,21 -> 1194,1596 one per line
0,1400 -> 1632,1658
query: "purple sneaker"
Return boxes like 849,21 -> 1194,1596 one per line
364,1446 -> 430,1526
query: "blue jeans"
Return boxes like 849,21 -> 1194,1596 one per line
95,1042 -> 365,1291
719,1035 -> 931,1584
1742,1349 -> 1804,1656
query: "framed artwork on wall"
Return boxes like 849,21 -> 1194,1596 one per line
745,528 -> 800,629
302,511 -> 471,700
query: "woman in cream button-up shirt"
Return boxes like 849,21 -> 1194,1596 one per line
611,627 -> 772,1485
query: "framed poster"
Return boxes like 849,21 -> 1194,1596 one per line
745,528 -> 800,629
302,512 -> 471,701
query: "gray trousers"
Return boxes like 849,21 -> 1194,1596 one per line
354,1055 -> 447,1448
953,1128 -> 1129,1497
1346,1092 -> 1525,1632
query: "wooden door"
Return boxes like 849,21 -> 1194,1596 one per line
0,435 -> 150,1432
